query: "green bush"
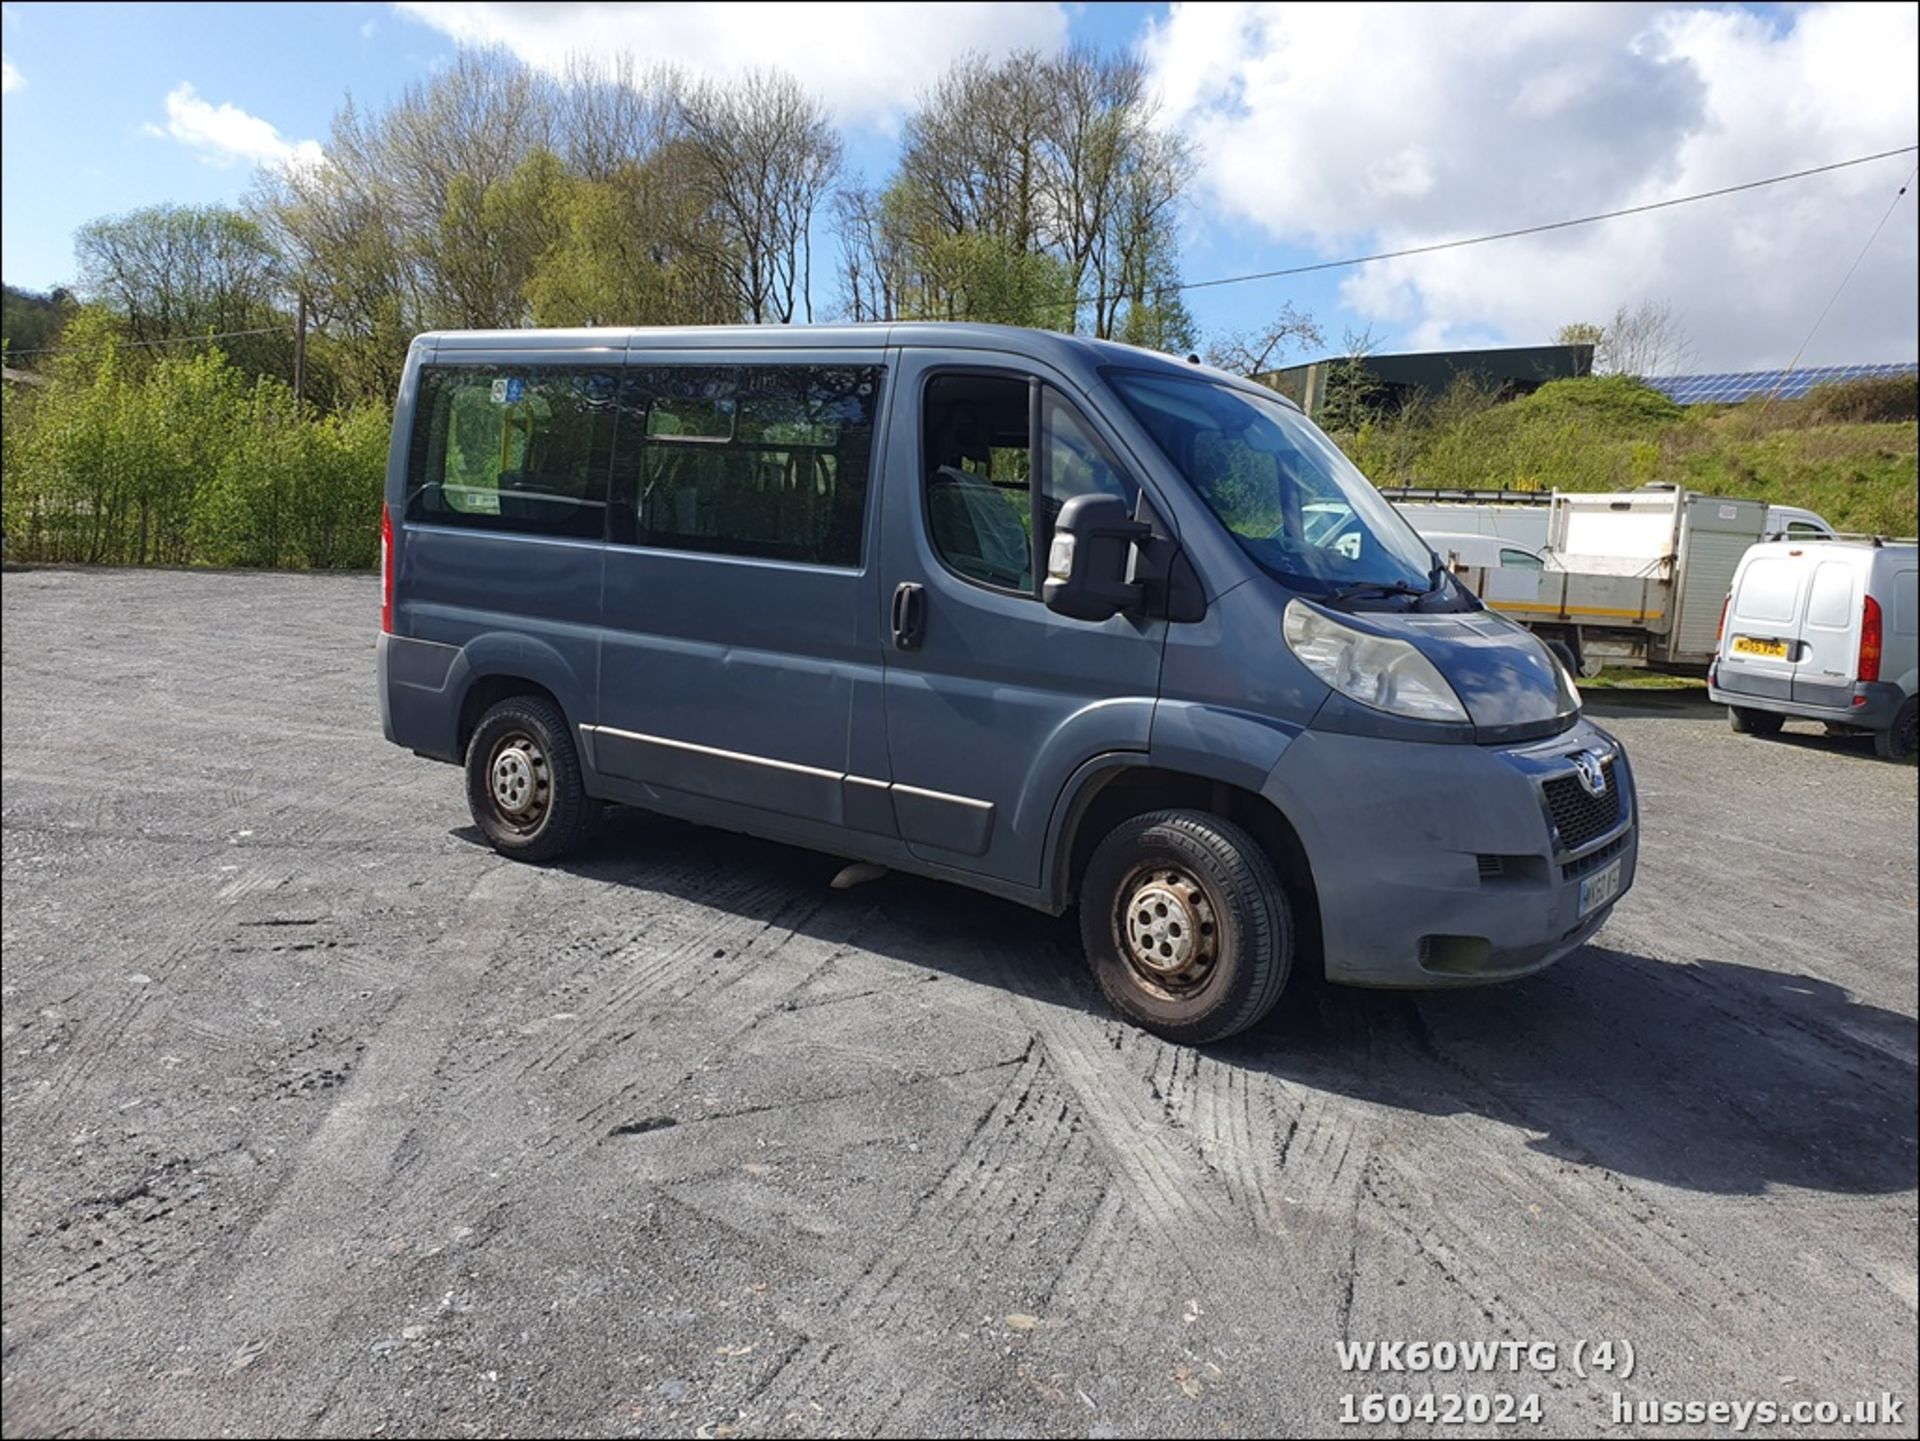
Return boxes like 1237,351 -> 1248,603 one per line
1803,373 -> 1918,425
2,338 -> 387,568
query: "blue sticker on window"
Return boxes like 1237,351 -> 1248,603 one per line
505,377 -> 525,404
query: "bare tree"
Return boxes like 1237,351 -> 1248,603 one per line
855,49 -> 1194,335
1203,303 -> 1325,377
1595,301 -> 1693,378
678,70 -> 841,324
556,55 -> 680,182
1096,127 -> 1193,343
832,183 -> 902,323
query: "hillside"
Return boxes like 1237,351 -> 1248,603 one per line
2,282 -> 72,362
1338,373 -> 1919,537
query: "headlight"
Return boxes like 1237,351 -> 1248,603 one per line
1284,599 -> 1468,723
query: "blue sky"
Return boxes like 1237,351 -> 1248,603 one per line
3,2 -> 1915,370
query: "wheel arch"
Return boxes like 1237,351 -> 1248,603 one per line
445,631 -> 591,762
1047,759 -> 1324,978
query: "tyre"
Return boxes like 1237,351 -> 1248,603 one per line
1728,706 -> 1785,737
1078,809 -> 1292,1044
1875,697 -> 1918,762
465,695 -> 594,862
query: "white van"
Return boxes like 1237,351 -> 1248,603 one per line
1709,539 -> 1919,760
1424,532 -> 1548,572
1765,505 -> 1838,542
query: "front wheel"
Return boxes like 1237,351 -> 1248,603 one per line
465,695 -> 594,862
1875,698 -> 1918,762
1079,809 -> 1292,1044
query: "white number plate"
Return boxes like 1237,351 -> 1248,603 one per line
1579,857 -> 1624,919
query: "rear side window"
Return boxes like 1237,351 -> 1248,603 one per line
1894,571 -> 1918,637
405,366 -> 616,539
612,365 -> 883,566
1735,557 -> 1800,624
1805,561 -> 1856,629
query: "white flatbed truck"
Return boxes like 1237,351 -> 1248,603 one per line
1426,485 -> 1768,676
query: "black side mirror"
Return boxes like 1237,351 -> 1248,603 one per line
1043,493 -> 1150,622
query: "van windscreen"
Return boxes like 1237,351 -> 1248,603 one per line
1108,370 -> 1435,599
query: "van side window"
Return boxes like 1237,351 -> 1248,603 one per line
612,365 -> 882,566
923,373 -> 1138,598
1039,389 -> 1137,561
405,366 -> 615,539
924,374 -> 1035,593
1500,547 -> 1545,572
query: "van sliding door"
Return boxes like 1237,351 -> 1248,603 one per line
591,352 -> 894,837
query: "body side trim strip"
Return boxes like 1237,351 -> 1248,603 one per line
580,724 -> 989,813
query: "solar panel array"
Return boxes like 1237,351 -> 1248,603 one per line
1645,362 -> 1917,406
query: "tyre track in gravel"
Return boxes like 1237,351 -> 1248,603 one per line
101,862 -> 549,1436
6,571 -> 1916,1439
737,1037 -> 1108,1435
374,871 -> 857,1224
1327,950 -> 1920,1428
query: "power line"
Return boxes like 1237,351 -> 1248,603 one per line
6,323 -> 293,361
6,324 -> 295,361
984,143 -> 1920,323
1759,162 -> 1917,410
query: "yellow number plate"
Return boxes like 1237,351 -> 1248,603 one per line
1732,636 -> 1789,659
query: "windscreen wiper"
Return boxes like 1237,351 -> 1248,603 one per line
1324,579 -> 1427,606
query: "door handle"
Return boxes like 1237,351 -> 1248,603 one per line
891,582 -> 926,650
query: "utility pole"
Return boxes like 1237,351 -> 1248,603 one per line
293,291 -> 308,413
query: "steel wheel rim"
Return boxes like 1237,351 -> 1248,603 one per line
487,730 -> 551,834
1118,864 -> 1219,998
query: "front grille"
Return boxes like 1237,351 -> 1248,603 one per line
1562,829 -> 1630,882
1542,760 -> 1622,852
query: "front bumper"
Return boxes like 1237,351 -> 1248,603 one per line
1263,716 -> 1638,988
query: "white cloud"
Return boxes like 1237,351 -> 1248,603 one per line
1146,2 -> 1920,368
392,1 -> 1072,124
1,54 -> 21,94
144,82 -> 325,170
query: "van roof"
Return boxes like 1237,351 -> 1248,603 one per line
411,322 -> 1289,401
1745,537 -> 1918,558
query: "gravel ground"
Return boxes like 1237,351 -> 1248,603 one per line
2,567 -> 1915,1440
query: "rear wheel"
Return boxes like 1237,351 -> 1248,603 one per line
1728,706 -> 1785,737
465,695 -> 594,862
1079,809 -> 1292,1045
1875,698 -> 1918,762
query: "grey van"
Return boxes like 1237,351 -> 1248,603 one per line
378,324 -> 1637,1042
